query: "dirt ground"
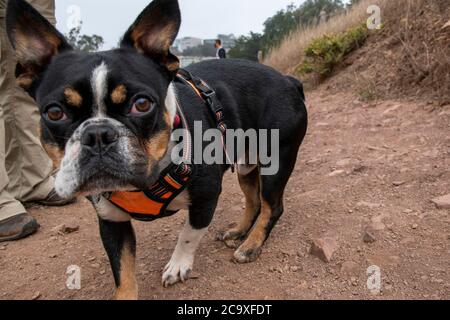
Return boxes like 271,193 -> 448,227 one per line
0,88 -> 449,300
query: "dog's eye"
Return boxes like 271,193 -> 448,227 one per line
130,98 -> 153,114
46,106 -> 67,122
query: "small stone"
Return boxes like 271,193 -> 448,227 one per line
91,263 -> 100,269
51,223 -> 79,235
363,228 -> 377,243
393,181 -> 406,187
329,170 -> 346,177
431,194 -> 450,209
411,224 -> 419,230
290,266 -> 299,272
31,292 -> 41,300
99,270 -> 106,275
0,246 -> 6,251
310,237 -> 339,263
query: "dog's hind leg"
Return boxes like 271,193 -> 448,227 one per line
99,218 -> 138,300
233,146 -> 300,264
220,167 -> 261,248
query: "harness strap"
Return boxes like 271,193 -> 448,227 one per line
176,69 -> 235,171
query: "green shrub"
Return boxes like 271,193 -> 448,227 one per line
298,24 -> 369,78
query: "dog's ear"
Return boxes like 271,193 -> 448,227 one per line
5,0 -> 72,90
120,0 -> 181,74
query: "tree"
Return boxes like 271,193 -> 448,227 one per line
66,23 -> 104,52
229,0 -> 346,60
294,0 -> 345,28
263,4 -> 298,51
228,32 -> 264,61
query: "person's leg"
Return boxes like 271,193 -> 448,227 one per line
0,18 -> 55,203
0,91 -> 27,222
0,18 -> 39,241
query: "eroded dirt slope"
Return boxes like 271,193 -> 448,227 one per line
0,89 -> 449,300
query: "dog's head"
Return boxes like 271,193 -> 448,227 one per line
6,0 -> 181,198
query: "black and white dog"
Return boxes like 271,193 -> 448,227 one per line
6,0 -> 307,299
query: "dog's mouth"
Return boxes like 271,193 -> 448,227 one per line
55,154 -> 160,198
77,173 -> 139,195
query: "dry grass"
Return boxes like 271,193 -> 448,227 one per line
263,0 -> 386,74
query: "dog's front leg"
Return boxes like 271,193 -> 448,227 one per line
162,207 -> 212,287
99,218 -> 138,300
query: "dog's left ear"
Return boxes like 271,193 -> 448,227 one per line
120,0 -> 181,74
5,0 -> 72,90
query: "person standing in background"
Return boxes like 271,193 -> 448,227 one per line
0,0 -> 75,243
215,39 -> 226,59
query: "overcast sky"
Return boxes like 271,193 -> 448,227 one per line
55,0 -> 306,49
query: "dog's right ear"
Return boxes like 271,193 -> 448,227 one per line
6,0 -> 72,90
120,0 -> 181,74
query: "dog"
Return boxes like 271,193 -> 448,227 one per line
6,0 -> 308,299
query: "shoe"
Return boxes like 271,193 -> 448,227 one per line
36,188 -> 77,207
0,213 -> 40,243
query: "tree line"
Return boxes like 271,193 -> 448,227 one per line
229,0 -> 362,61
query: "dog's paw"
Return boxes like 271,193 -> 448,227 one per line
218,228 -> 246,249
233,245 -> 262,264
162,256 -> 193,288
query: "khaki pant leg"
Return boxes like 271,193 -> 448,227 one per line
0,19 -> 27,221
0,19 -> 53,206
28,0 -> 56,24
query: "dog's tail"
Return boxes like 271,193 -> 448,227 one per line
286,76 -> 305,102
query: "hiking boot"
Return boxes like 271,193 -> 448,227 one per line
0,213 -> 40,243
34,188 -> 76,207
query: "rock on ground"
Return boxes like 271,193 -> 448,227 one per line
310,237 -> 339,263
431,194 -> 450,209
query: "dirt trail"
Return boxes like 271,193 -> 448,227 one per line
1,89 -> 449,300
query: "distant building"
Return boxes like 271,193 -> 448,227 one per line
203,39 -> 217,47
217,34 -> 236,49
174,37 -> 203,52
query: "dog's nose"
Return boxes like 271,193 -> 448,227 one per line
81,125 -> 119,153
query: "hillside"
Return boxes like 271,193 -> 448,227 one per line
265,0 -> 450,104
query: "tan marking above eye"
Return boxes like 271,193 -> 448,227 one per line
111,85 -> 127,104
64,87 -> 83,108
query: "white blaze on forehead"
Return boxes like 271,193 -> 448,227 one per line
91,62 -> 109,116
